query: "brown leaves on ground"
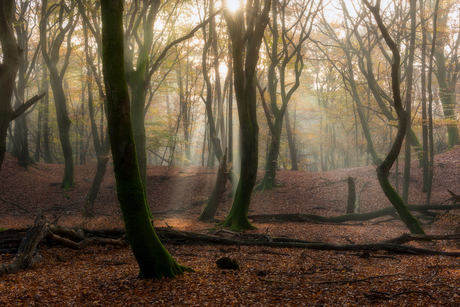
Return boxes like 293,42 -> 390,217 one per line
1,148 -> 460,306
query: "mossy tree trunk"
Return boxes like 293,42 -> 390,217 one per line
100,0 -> 190,279
364,0 -> 424,235
220,0 -> 271,230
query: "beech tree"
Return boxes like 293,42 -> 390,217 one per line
0,0 -> 45,173
434,0 -> 460,148
100,0 -> 191,279
40,0 -> 77,189
220,0 -> 271,230
363,0 -> 424,235
256,0 -> 318,192
12,1 -> 41,168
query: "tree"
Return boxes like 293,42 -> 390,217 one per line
315,8 -> 382,166
220,0 -> 271,230
363,0 -> 425,235
434,0 -> 460,148
12,1 -> 41,168
100,0 -> 191,279
401,0 -> 417,204
256,0 -> 318,192
0,0 -> 44,173
426,0 -> 441,204
40,0 -> 77,189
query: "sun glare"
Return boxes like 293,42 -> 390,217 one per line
227,0 -> 240,12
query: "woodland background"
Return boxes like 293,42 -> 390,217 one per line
2,0 -> 460,305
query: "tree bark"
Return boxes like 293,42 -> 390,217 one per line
363,0 -> 425,234
198,151 -> 229,221
220,0 -> 271,230
101,0 -> 190,279
40,0 -> 75,189
346,177 -> 358,214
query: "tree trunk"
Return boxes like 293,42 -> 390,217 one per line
198,152 -> 229,221
426,0 -> 440,204
285,108 -> 298,170
0,1 -> 21,173
220,0 -> 271,230
434,3 -> 460,148
42,67 -> 52,163
100,0 -> 190,279
364,0 -> 425,235
346,177 -> 359,214
402,0 -> 417,204
420,0 -> 428,192
40,0 -> 75,189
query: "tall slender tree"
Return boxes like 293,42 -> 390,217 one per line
0,0 -> 44,173
100,0 -> 191,279
256,0 -> 318,192
40,0 -> 77,189
363,0 -> 424,235
434,0 -> 460,148
220,0 -> 271,230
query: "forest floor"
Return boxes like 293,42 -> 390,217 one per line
1,148 -> 460,306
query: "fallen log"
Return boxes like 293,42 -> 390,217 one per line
248,203 -> 460,224
3,221 -> 460,277
0,215 -> 47,276
53,227 -> 460,256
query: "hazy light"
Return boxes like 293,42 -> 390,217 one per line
227,0 -> 240,12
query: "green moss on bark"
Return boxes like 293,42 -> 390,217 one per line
101,0 -> 190,279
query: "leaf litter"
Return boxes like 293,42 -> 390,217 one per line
1,148 -> 460,306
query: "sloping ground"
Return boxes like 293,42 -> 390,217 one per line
1,149 -> 460,306
1,147 -> 458,230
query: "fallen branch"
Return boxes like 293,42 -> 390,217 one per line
383,233 -> 460,244
0,197 -> 30,212
447,189 -> 460,203
248,203 -> 460,224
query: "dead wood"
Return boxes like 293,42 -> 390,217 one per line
4,220 -> 460,276
383,233 -> 460,244
248,203 -> 460,224
0,196 -> 30,212
347,177 -> 357,214
0,215 -> 47,276
447,189 -> 460,203
0,215 -> 127,275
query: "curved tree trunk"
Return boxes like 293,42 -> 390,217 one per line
100,0 -> 190,279
363,0 -> 424,235
198,152 -> 229,221
40,0 -> 75,189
